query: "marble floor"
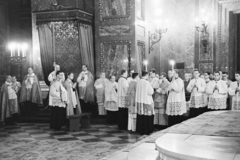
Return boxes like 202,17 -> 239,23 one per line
0,123 -> 146,160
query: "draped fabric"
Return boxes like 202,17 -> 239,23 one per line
78,23 -> 95,76
38,24 -> 54,86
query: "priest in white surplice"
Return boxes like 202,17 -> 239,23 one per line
187,69 -> 206,118
117,69 -> 129,130
166,69 -> 186,126
149,68 -> 159,90
229,71 -> 240,110
206,71 -> 228,110
135,71 -> 154,135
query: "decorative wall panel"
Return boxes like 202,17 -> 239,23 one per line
199,63 -> 213,73
99,0 -> 131,21
136,25 -> 145,37
135,41 -> 146,73
54,21 -> 82,75
99,25 -> 131,36
32,0 -> 94,14
100,41 -> 131,78
0,2 -> 8,77
136,0 -> 145,20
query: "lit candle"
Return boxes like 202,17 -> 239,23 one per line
10,48 -> 13,57
143,60 -> 148,71
18,44 -> 20,56
169,60 -> 175,71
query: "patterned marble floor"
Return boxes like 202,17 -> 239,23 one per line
0,123 -> 146,160
0,123 -> 143,143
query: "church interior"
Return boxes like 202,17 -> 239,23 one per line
1,0 -> 240,160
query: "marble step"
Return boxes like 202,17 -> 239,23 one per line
127,143 -> 159,160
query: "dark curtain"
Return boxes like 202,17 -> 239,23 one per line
38,24 -> 54,86
78,23 -> 95,76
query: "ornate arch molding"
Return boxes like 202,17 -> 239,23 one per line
216,0 -> 240,72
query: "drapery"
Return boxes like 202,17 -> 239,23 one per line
38,24 -> 54,86
78,23 -> 95,76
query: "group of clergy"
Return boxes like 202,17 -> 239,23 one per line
94,68 -> 240,135
2,63 -> 240,134
0,68 -> 43,125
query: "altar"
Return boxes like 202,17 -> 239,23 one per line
104,111 -> 240,160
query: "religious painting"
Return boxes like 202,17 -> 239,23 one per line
99,0 -> 131,21
54,21 -> 82,75
99,25 -> 132,36
199,63 -> 213,73
135,41 -> 146,74
100,41 -> 131,79
199,39 -> 213,61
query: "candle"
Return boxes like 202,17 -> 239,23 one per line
169,60 -> 175,71
143,60 -> 148,71
18,45 -> 20,56
10,48 -> 13,57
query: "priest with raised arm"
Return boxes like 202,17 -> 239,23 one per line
19,68 -> 43,116
48,62 -> 60,85
136,71 -> 154,135
49,71 -> 68,130
206,71 -> 228,110
117,69 -> 129,130
187,69 -> 206,118
166,69 -> 186,126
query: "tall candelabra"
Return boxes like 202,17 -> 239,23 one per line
8,42 -> 28,79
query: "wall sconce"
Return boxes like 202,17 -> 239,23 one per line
148,28 -> 167,54
196,21 -> 209,53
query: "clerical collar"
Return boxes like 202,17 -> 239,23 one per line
141,77 -> 147,80
121,76 -> 126,79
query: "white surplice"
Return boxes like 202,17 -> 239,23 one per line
49,80 -> 68,108
206,80 -> 228,110
187,78 -> 206,108
117,77 -> 129,108
150,77 -> 160,89
166,78 -> 186,116
135,78 -> 154,115
229,81 -> 240,110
